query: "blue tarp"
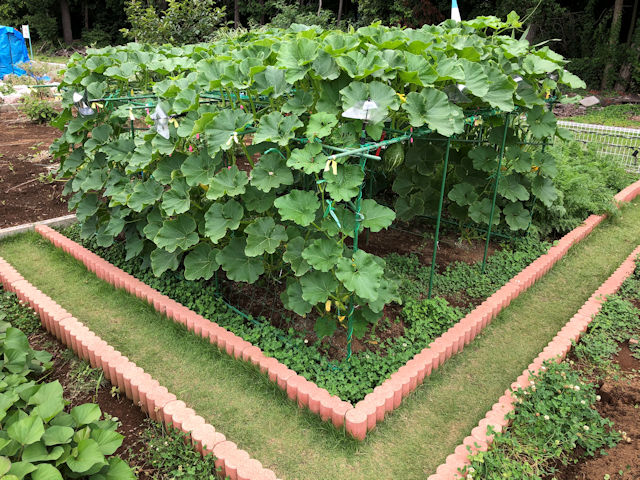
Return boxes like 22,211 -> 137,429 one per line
0,26 -> 30,78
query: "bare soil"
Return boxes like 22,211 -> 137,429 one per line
553,343 -> 640,480
28,329 -> 158,479
0,111 -> 68,228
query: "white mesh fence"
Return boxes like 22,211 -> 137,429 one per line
556,120 -> 640,174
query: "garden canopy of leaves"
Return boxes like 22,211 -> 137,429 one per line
51,15 -> 585,339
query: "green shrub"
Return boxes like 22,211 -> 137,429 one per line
532,141 -> 634,237
20,92 -> 57,124
465,361 -> 620,479
121,0 -> 227,45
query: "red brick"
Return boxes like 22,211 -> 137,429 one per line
331,400 -> 352,429
345,408 -> 367,441
191,423 -> 225,455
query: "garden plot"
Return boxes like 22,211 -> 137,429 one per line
0,111 -> 67,228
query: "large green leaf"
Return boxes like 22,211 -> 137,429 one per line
199,110 -> 253,156
324,164 -> 364,202
469,146 -> 498,172
7,415 -> 44,445
127,179 -> 163,212
154,215 -> 199,253
498,174 -> 530,202
31,463 -> 63,480
448,182 -> 478,206
206,165 -> 249,200
282,90 -> 314,116
65,438 -> 107,474
241,186 -> 276,213
527,105 -> 557,139
22,443 -> 63,463
503,202 -> 530,230
300,271 -> 338,305
280,278 -> 313,316
250,152 -> 293,192
253,66 -> 289,97
287,143 -> 327,175
29,382 -> 64,422
183,243 -> 219,281
523,53 -> 558,75
301,238 -> 343,272
468,198 -> 501,225
483,66 -> 516,111
244,217 -> 288,257
203,199 -> 243,243
274,190 -> 320,227
460,59 -> 489,98
42,426 -> 74,446
150,248 -> 181,276
340,81 -> 399,124
161,177 -> 191,216
283,236 -> 311,276
181,150 -> 220,186
95,457 -> 136,480
532,176 -> 558,207
402,88 -> 464,136
76,194 -> 100,222
336,250 -> 384,303
507,147 -> 533,173
305,112 -> 338,140
398,52 -> 438,86
360,199 -> 395,232
216,237 -> 264,283
70,403 -> 101,426
253,112 -> 303,146
314,316 -> 337,339
534,151 -> 558,178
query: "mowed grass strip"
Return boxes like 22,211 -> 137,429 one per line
1,202 -> 640,480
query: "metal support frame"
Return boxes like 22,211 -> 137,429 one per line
481,113 -> 511,274
78,85 -> 555,359
346,125 -> 369,361
427,137 -> 452,299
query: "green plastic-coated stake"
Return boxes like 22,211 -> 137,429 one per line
481,113 -> 510,274
346,126 -> 369,361
427,137 -> 452,299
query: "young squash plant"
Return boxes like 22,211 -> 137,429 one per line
0,320 -> 134,480
51,16 -> 584,342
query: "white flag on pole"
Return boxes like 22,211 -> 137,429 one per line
451,0 -> 461,21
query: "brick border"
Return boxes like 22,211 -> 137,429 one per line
31,177 -> 640,439
0,257 -> 280,480
427,245 -> 640,480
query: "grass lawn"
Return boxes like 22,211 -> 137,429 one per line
1,201 -> 639,479
563,104 -> 640,129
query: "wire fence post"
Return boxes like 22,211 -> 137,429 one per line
481,113 -> 510,274
427,137 -> 452,299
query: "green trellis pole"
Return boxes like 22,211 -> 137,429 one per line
481,113 -> 511,274
427,137 -> 452,299
345,127 -> 370,361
